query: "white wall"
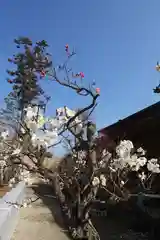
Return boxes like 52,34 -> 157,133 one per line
0,181 -> 25,240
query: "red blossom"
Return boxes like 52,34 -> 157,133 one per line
40,70 -> 46,78
7,79 -> 13,84
80,72 -> 84,78
96,88 -> 100,94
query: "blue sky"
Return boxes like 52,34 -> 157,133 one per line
1,1 -> 160,154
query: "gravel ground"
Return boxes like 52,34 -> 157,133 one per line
11,186 -> 70,240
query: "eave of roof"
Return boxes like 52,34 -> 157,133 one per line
98,101 -> 160,133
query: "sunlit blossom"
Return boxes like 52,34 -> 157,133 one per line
100,174 -> 106,186
11,148 -> 21,155
92,177 -> 100,186
147,158 -> 160,173
1,130 -> 9,139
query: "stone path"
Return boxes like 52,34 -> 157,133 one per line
12,185 -> 70,240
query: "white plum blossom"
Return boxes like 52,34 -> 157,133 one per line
26,120 -> 38,132
25,115 -> 45,132
138,172 -> 146,181
128,156 -> 147,171
23,105 -> 83,150
23,106 -> 59,148
9,177 -> 16,187
147,158 -> 160,173
126,154 -> 138,169
77,150 -> 87,160
31,130 -> 58,148
0,160 -> 6,167
137,147 -> 146,155
111,141 -> 148,172
64,106 -> 76,118
9,168 -> 33,187
116,140 -> 134,159
109,166 -> 116,172
56,107 -> 65,117
23,202 -> 27,208
100,174 -> 106,186
11,148 -> 21,156
107,139 -> 160,196
20,127 -> 26,134
111,157 -> 126,170
31,137 -> 46,148
121,180 -> 125,185
1,130 -> 9,139
46,118 -> 59,131
56,106 -> 82,131
42,130 -> 58,147
24,106 -> 38,120
24,105 -> 46,133
92,177 -> 100,186
4,155 -> 8,161
56,106 -> 76,119
102,149 -> 107,157
137,157 -> 147,167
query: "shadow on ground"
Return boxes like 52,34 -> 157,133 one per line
32,183 -> 150,240
31,183 -> 67,231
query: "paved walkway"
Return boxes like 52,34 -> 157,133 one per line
12,185 -> 70,240
11,183 -> 149,240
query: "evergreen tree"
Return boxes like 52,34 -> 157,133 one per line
6,37 -> 52,112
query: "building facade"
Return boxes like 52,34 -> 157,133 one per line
98,101 -> 160,158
